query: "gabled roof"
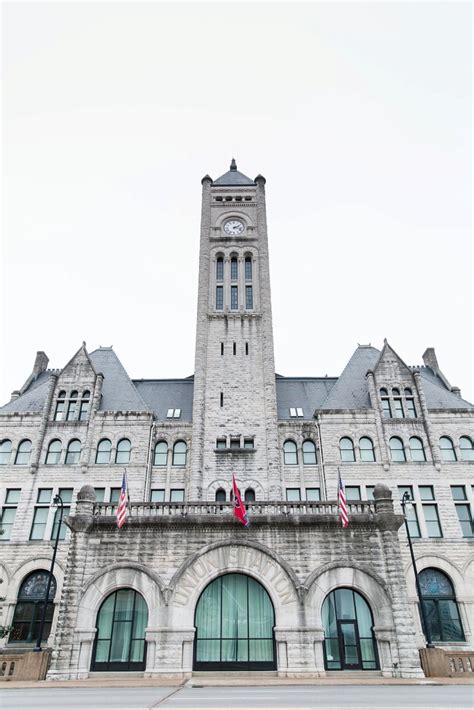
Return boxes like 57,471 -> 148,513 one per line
415,367 -> 473,409
89,348 -> 150,412
212,159 -> 256,187
319,345 -> 381,410
0,370 -> 52,414
133,378 -> 194,422
275,376 -> 337,420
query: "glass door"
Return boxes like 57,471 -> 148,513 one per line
338,621 -> 361,670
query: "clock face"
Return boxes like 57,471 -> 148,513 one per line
223,219 -> 245,236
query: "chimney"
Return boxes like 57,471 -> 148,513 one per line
33,351 -> 49,375
10,390 -> 20,401
422,348 -> 439,372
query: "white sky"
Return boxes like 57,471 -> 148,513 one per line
2,2 -> 472,405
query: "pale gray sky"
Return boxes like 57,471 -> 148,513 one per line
2,2 -> 472,404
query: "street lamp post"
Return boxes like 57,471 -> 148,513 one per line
34,493 -> 64,652
400,491 -> 434,648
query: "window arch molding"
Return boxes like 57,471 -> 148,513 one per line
154,440 -> 169,466
439,436 -> 457,462
172,440 -> 187,466
359,437 -> 375,462
115,438 -> 131,465
409,436 -> 426,462
96,438 -> 112,465
283,439 -> 298,465
389,436 -> 406,462
302,439 -> 317,465
339,437 -> 355,463
45,439 -> 62,465
65,439 -> 81,465
14,439 -> 32,465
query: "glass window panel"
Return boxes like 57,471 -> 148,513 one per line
438,600 -> 464,641
115,439 -> 131,464
51,506 -> 70,540
322,595 -> 337,637
423,505 -> 442,537
115,590 -> 135,621
37,489 -> 52,504
451,486 -> 467,501
170,489 -> 184,502
359,437 -> 375,462
424,599 -> 441,641
216,285 -> 223,310
243,438 -> 254,449
302,440 -> 317,465
381,399 -> 392,418
244,258 -> 252,281
196,578 -> 221,640
222,574 -> 248,639
306,488 -> 320,501
110,488 -> 121,504
230,258 -> 238,281
151,489 -> 165,502
335,589 -> 355,620
66,440 -> 81,464
354,594 -> 373,637
154,441 -> 168,466
245,285 -> 253,309
172,441 -> 187,466
221,639 -> 237,662
66,400 -> 77,421
283,441 -> 297,465
459,437 -> 474,461
54,401 -> 65,421
360,638 -> 376,664
324,638 -> 341,669
390,437 -> 406,462
0,507 -> 16,540
97,595 -> 115,640
96,439 -> 111,464
456,505 -> 474,537
419,486 -> 434,501
79,400 -> 89,421
244,489 -> 255,502
216,258 -> 224,281
393,399 -> 404,418
5,489 -> 20,504
110,621 -> 132,662
0,440 -> 12,464
286,488 -> 301,501
196,640 -> 220,662
345,486 -> 361,501
339,438 -> 355,462
231,285 -> 238,310
30,507 -> 49,540
94,488 -> 105,502
406,399 -> 417,418
419,569 -> 454,597
130,639 -> 145,662
249,640 -> 273,662
366,486 -> 375,501
45,440 -> 62,464
410,437 -> 426,462
440,437 -> 456,461
248,577 -> 273,639
15,440 -> 32,465
216,489 -> 226,502
95,639 -> 110,663
237,639 -> 249,662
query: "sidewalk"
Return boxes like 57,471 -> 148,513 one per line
1,675 -> 473,689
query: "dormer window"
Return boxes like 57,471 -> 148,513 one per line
166,408 -> 181,419
289,407 -> 304,418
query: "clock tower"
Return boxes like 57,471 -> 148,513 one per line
189,160 -> 281,500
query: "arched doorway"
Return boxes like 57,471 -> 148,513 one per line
322,588 -> 379,671
194,573 -> 276,671
91,589 -> 148,671
9,570 -> 56,644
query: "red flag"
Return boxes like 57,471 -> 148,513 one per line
232,475 -> 249,527
338,474 -> 349,529
116,471 -> 128,529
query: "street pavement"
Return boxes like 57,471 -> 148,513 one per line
0,684 -> 473,709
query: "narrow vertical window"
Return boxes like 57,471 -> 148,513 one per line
79,391 -> 90,421
230,257 -> 238,281
233,342 -> 236,355
1,489 -> 21,540
245,285 -> 253,309
54,391 -> 66,421
67,391 -> 78,421
216,285 -> 223,310
220,342 -> 224,356
245,256 -> 252,281
231,285 -> 238,310
245,342 -> 249,356
220,392 -> 224,407
216,257 -> 224,281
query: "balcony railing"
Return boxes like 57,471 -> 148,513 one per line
93,499 -> 375,519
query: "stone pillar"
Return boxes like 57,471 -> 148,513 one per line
366,370 -> 389,465
144,628 -> 195,678
413,371 -> 441,466
374,484 -> 424,678
47,485 -> 96,680
80,373 -> 103,474
30,374 -> 58,474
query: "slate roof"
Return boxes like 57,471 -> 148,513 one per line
212,159 -> 255,187
0,370 -> 52,414
319,346 -> 380,410
89,348 -> 150,412
133,379 -> 194,422
413,367 -> 474,410
275,376 -> 337,420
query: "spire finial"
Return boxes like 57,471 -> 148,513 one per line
230,158 -> 237,171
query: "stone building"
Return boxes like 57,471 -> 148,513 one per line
0,161 -> 472,679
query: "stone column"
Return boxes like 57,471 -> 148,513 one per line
413,371 -> 441,466
374,484 -> 424,678
30,374 -> 58,474
366,370 -> 389,465
47,485 -> 96,680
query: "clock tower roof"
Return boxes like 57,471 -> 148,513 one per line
212,158 -> 256,187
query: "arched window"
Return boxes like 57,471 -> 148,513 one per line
172,440 -> 187,466
439,436 -> 457,462
230,256 -> 238,281
404,388 -> 413,396
14,440 -> 32,465
392,387 -> 400,396
283,440 -> 298,465
96,439 -> 112,464
115,439 -> 131,464
359,437 -> 375,462
244,488 -> 256,502
409,437 -> 426,462
194,573 -> 276,670
244,256 -> 252,281
339,437 -> 355,463
419,569 -> 464,642
389,436 -> 406,462
91,589 -> 148,671
459,436 -> 474,461
79,391 -> 90,421
302,440 -> 317,465
67,390 -> 78,421
9,571 -> 56,643
0,439 -> 12,465
54,391 -> 66,421
65,439 -> 81,464
154,441 -> 168,466
379,388 -> 388,396
215,488 -> 226,502
45,439 -> 62,465
322,588 -> 378,671
216,256 -> 224,282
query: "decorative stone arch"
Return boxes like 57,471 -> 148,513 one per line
206,478 -> 265,501
304,562 -> 393,627
404,554 -> 464,597
304,562 -> 396,675
167,540 -> 300,628
214,210 -> 255,231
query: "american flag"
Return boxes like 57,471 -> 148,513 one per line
116,471 -> 128,529
338,474 -> 349,528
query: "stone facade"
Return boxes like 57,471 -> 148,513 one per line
0,161 -> 472,679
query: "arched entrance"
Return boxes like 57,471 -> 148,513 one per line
91,589 -> 148,671
193,573 -> 276,671
322,588 -> 379,671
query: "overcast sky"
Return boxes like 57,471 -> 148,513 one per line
2,2 -> 472,405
